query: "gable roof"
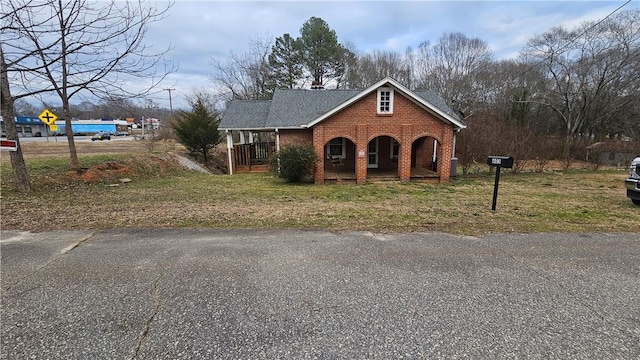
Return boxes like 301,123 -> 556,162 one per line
219,77 -> 466,131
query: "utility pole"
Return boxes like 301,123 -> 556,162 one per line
163,88 -> 175,124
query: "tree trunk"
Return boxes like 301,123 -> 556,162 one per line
63,104 -> 80,171
1,46 -> 31,193
202,145 -> 208,164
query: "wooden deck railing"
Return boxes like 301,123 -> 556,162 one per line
233,142 -> 275,169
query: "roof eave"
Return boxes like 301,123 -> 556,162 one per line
219,126 -> 305,131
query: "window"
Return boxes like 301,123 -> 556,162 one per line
377,87 -> 394,114
327,138 -> 346,158
390,139 -> 399,160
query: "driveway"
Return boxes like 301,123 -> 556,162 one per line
1,229 -> 639,359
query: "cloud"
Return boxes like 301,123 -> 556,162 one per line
19,0 -> 637,111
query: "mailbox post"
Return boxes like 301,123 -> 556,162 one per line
487,156 -> 514,211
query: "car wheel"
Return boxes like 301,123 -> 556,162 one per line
632,199 -> 640,205
92,139 -> 95,141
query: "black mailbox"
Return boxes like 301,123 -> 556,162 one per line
486,155 -> 514,211
487,156 -> 514,168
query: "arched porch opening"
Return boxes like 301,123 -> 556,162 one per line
366,135 -> 401,181
323,136 -> 357,182
411,136 -> 440,180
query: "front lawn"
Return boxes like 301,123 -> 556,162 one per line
1,152 -> 637,235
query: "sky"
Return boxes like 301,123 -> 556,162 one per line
20,0 -> 639,111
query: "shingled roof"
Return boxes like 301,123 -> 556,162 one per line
219,78 -> 465,130
220,100 -> 271,130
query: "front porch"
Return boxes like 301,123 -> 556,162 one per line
324,167 -> 439,183
231,141 -> 275,173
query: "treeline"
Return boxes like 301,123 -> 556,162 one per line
211,12 -> 640,168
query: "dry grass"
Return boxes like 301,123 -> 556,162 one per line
1,141 -> 637,235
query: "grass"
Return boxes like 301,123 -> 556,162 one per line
1,151 -> 638,235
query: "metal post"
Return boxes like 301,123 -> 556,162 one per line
164,88 -> 175,123
492,166 -> 501,211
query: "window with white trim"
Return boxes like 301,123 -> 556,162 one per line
377,87 -> 394,114
327,138 -> 346,158
390,139 -> 399,160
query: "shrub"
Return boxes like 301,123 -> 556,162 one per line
270,145 -> 319,183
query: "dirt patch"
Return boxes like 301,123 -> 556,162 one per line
72,161 -> 136,183
36,155 -> 184,185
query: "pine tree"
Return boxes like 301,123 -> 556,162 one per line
172,98 -> 222,164
269,34 -> 304,89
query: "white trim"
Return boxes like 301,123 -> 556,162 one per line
275,128 -> 280,152
377,87 -> 394,114
218,126 -> 300,131
432,139 -> 438,163
367,138 -> 379,168
226,131 -> 234,175
304,77 -> 466,129
390,138 -> 399,160
452,130 -> 457,157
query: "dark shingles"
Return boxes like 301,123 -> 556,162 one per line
265,89 -> 360,128
219,87 -> 463,130
415,90 -> 463,124
219,100 -> 271,129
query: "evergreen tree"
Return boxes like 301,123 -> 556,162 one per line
299,17 -> 340,85
173,97 -> 222,164
269,34 -> 304,89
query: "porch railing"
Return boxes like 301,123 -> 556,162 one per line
233,142 -> 275,168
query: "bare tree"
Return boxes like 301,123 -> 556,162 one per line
522,9 -> 640,143
483,59 -> 552,131
347,49 -> 412,89
12,98 -> 37,117
210,36 -> 274,102
415,32 -> 494,118
2,0 -> 175,170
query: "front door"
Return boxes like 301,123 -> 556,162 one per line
367,138 -> 379,168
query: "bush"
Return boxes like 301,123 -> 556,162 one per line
270,145 -> 319,183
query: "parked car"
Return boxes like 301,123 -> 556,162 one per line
114,131 -> 130,136
91,131 -> 111,141
625,156 -> 640,205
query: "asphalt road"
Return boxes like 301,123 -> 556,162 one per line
1,229 -> 639,359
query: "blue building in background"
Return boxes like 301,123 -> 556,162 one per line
0,116 -> 47,137
1,117 -> 129,137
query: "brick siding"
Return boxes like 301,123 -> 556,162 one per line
312,90 -> 455,184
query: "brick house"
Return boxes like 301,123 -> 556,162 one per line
219,77 -> 466,184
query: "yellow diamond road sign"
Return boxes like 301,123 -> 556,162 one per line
38,109 -> 58,125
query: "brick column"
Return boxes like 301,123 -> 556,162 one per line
438,129 -> 453,183
313,126 -> 325,184
399,124 -> 412,182
356,124 -> 368,184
